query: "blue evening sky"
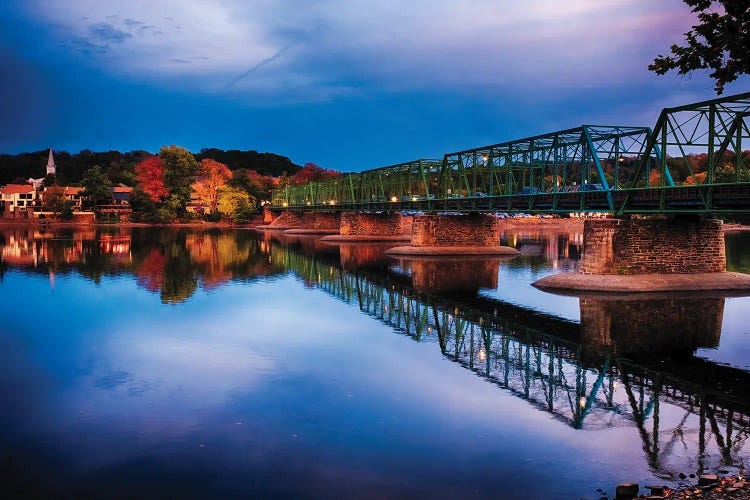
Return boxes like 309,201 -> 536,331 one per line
1,0 -> 748,171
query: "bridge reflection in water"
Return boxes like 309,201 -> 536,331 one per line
2,227 -> 749,478
263,235 -> 749,478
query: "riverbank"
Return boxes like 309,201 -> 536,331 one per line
604,472 -> 749,499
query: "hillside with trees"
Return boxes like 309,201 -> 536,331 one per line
0,148 -> 301,186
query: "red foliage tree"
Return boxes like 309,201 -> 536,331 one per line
292,163 -> 341,185
135,156 -> 169,202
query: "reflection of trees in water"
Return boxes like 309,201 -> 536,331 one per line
726,232 -> 750,273
0,227 -> 283,303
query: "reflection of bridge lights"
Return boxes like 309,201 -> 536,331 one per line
427,327 -> 432,334
579,397 -> 586,408
478,348 -> 486,362
613,381 -> 618,391
390,196 -> 398,202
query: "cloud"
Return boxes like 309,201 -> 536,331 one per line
88,22 -> 132,44
21,0 -> 701,102
223,41 -> 296,91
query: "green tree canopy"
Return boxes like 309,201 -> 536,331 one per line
649,1 -> 750,94
160,145 -> 199,213
218,186 -> 256,223
80,165 -> 112,208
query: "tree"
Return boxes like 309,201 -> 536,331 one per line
135,156 -> 168,202
292,162 -> 341,185
44,186 -> 74,220
80,165 -> 112,208
229,168 -> 276,203
648,1 -> 750,94
193,159 -> 232,213
160,145 -> 198,213
217,186 -> 256,223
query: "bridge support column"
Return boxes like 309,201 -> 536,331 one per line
285,212 -> 340,235
322,212 -> 413,242
581,218 -> 725,274
534,217 -> 750,293
386,214 -> 520,256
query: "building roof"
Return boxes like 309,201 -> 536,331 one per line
112,186 -> 133,193
0,184 -> 35,194
41,186 -> 83,195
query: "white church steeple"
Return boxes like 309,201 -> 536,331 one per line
46,148 -> 56,176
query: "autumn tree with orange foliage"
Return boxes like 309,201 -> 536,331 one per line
193,159 -> 232,213
684,171 -> 708,185
134,156 -> 168,202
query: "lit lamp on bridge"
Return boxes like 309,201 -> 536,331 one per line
391,196 -> 398,202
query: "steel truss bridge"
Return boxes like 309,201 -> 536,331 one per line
264,238 -> 750,474
272,92 -> 750,215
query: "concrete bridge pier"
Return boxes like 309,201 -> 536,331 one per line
385,214 -> 520,256
535,217 -> 750,293
321,212 -> 413,243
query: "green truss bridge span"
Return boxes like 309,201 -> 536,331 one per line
272,92 -> 750,215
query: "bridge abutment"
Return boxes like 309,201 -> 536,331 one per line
262,204 -> 276,224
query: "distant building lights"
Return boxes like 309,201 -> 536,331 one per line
390,196 -> 398,202
282,202 -> 288,207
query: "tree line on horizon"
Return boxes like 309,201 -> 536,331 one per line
0,146 -> 341,223
0,147 -> 304,187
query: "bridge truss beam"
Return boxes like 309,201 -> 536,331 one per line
271,92 -> 750,215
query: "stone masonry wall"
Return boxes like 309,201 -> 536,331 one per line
268,211 -> 301,228
580,218 -> 725,274
299,212 -> 340,229
340,212 -> 412,236
262,205 -> 275,223
411,214 -> 500,247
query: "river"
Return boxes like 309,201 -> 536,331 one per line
1,226 -> 749,498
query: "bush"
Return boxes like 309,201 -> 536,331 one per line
203,211 -> 222,223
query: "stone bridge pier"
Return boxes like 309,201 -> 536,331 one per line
534,217 -> 750,293
321,212 -> 413,243
385,214 -> 519,256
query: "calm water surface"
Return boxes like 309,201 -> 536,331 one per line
1,226 -> 750,499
